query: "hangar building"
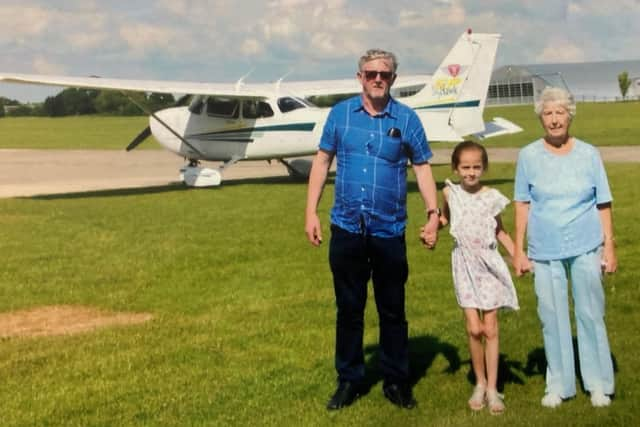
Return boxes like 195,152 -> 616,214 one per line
488,59 -> 640,105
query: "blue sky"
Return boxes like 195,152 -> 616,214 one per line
1,0 -> 639,101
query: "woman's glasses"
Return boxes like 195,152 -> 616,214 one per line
362,70 -> 394,81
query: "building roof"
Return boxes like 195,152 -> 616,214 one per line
492,60 -> 640,99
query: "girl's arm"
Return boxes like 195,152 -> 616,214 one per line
495,214 -> 515,258
439,186 -> 450,228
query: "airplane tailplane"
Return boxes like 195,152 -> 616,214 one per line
403,31 -> 501,141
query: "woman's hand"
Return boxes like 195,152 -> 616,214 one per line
512,251 -> 533,277
601,240 -> 618,273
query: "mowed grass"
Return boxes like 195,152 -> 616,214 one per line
0,115 -> 160,150
0,100 -> 639,149
1,163 -> 639,426
482,101 -> 640,147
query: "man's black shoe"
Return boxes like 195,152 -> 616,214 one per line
327,382 -> 361,410
383,383 -> 417,409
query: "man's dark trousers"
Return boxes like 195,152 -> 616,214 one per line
329,224 -> 410,385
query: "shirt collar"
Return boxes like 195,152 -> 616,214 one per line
353,95 -> 397,118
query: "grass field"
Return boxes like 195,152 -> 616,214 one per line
1,161 -> 639,426
0,115 -> 157,150
0,100 -> 639,149
482,101 -> 640,147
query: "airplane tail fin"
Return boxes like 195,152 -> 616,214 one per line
403,31 -> 501,141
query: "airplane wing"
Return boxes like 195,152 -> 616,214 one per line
0,73 -> 275,99
0,72 -> 429,100
279,74 -> 430,98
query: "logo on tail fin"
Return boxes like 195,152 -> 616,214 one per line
433,64 -> 468,98
447,64 -> 461,77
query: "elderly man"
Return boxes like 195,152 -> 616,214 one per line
305,48 -> 439,410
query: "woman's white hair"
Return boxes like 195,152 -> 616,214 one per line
534,86 -> 576,118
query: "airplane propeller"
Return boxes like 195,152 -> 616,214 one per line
125,94 -> 192,151
126,126 -> 152,151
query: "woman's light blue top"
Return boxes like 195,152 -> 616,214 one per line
514,138 -> 612,261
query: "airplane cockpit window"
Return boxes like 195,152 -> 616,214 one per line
242,100 -> 274,119
188,95 -> 204,114
206,97 -> 239,118
277,97 -> 307,113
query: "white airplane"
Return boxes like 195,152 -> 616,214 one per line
0,30 -> 520,187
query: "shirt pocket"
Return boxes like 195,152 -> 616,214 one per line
376,136 -> 404,163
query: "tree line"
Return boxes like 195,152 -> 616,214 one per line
0,88 -> 176,118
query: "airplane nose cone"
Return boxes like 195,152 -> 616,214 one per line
150,107 -> 189,155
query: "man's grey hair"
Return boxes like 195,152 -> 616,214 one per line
358,49 -> 398,73
534,86 -> 576,119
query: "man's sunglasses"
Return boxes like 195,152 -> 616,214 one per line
361,70 -> 394,81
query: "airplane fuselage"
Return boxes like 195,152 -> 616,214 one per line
151,96 -> 328,162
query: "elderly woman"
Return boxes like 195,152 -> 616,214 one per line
512,87 -> 617,408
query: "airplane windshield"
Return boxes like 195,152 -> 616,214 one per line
206,97 -> 239,118
242,100 -> 274,119
277,97 -> 307,113
188,95 -> 205,114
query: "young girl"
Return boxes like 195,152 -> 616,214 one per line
440,140 -> 519,414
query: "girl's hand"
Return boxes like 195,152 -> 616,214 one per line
512,251 -> 532,277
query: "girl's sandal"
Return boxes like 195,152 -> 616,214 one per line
468,385 -> 486,411
486,389 -> 505,415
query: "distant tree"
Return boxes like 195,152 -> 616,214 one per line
43,88 -> 98,116
6,105 -> 34,117
0,101 -> 5,118
618,71 -> 631,99
43,95 -> 65,116
147,92 -> 176,111
307,93 -> 357,107
94,90 -> 145,115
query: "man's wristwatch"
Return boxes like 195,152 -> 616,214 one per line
427,208 -> 441,218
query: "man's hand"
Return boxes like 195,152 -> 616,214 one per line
305,212 -> 323,247
420,216 -> 439,250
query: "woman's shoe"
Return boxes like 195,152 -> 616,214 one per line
486,389 -> 505,415
590,391 -> 611,407
468,384 -> 486,411
541,393 -> 562,408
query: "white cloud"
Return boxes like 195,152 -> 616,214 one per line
432,0 -> 466,25
119,24 -> 178,52
158,0 -> 189,16
241,38 -> 263,56
2,0 -> 639,101
398,10 -> 425,28
32,56 -> 65,74
536,39 -> 585,63
0,5 -> 50,38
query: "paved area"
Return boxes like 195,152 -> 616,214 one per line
1,147 -> 639,198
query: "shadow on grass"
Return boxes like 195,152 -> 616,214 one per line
463,352 -> 528,393
357,335 -> 618,397
359,335 -> 461,396
26,183 -> 189,200
24,172 -> 335,200
524,339 -> 619,394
